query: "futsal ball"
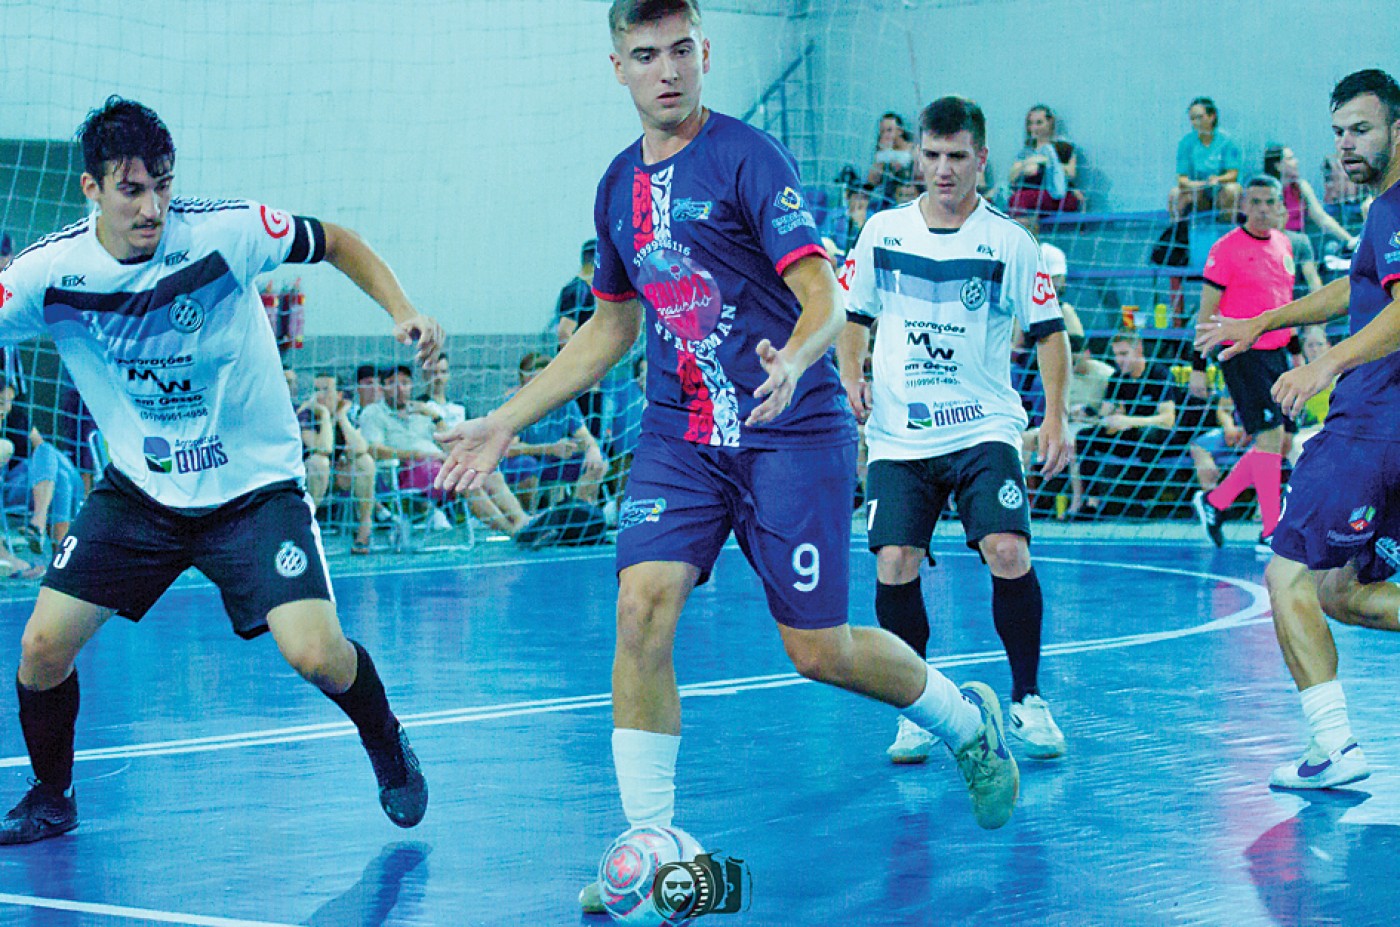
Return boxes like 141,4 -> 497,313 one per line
598,824 -> 705,926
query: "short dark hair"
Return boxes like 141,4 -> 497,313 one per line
0,234 -> 10,257
581,239 -> 597,265
1331,68 -> 1400,124
1262,142 -> 1286,180
389,364 -> 414,381
77,96 -> 175,184
355,364 -> 378,384
1246,174 -> 1283,194
1110,330 -> 1142,348
313,369 -> 337,382
1189,96 -> 1219,125
609,0 -> 701,39
918,97 -> 986,149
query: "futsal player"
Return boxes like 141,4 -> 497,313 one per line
1196,69 -> 1400,789
435,0 -> 1020,909
0,97 -> 438,844
1191,175 -> 1298,554
837,97 -> 1074,764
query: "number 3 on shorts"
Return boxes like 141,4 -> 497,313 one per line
792,542 -> 820,592
52,535 -> 78,570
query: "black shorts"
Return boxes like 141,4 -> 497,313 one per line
866,442 -> 1031,553
1220,348 -> 1297,435
42,467 -> 333,639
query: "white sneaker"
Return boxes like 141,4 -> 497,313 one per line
952,682 -> 1019,829
886,716 -> 934,764
578,880 -> 604,914
1008,694 -> 1067,759
1269,739 -> 1370,790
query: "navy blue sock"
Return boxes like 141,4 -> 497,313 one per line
992,568 -> 1044,703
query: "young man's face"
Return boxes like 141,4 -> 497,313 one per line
1333,93 -> 1399,186
919,131 -> 986,212
430,357 -> 450,390
611,13 -> 709,132
356,377 -> 380,406
386,373 -> 414,409
1241,186 -> 1280,235
314,376 -> 338,409
1110,341 -> 1142,373
82,157 -> 172,260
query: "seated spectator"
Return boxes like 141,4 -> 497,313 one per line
556,238 -> 608,437
1289,325 -> 1335,463
866,111 -> 916,210
362,364 -> 528,537
1170,97 -> 1243,221
312,370 -> 378,554
1008,105 -> 1084,217
1271,198 -> 1324,295
893,180 -> 923,206
822,181 -> 872,258
1263,143 -> 1359,249
0,383 -> 83,553
287,367 -> 333,510
499,352 -> 608,511
348,363 -> 381,427
418,353 -> 467,430
1077,331 -> 1178,463
1322,153 -> 1370,218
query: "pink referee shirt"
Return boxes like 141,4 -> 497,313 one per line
1203,227 -> 1295,351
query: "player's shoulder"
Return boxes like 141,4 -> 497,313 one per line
1368,180 -> 1400,226
8,217 -> 92,271
596,143 -> 641,194
169,196 -> 255,217
710,112 -> 796,166
980,201 -> 1040,253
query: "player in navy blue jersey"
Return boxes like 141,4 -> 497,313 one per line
436,1 -> 1019,910
0,98 -> 441,843
1197,69 -> 1400,790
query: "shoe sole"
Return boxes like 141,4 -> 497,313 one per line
0,817 -> 78,846
1269,768 -> 1371,790
888,751 -> 930,765
1011,735 -> 1065,760
960,682 -> 1020,829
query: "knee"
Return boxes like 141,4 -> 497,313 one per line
1315,571 -> 1366,626
783,634 -> 853,685
306,455 -> 330,482
616,585 -> 683,658
875,546 -> 922,584
981,534 -> 1030,576
280,633 -> 347,685
353,453 -> 374,479
20,623 -> 74,678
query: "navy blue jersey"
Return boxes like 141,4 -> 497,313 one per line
1327,182 -> 1400,441
592,112 -> 855,449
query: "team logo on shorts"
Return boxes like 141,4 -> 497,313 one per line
998,479 -> 1024,510
275,540 -> 308,578
960,277 -> 988,310
618,497 -> 667,530
1349,505 -> 1376,532
168,294 -> 205,333
1376,537 -> 1400,571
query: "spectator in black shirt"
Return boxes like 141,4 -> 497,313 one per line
556,238 -> 597,348
1077,331 -> 1178,463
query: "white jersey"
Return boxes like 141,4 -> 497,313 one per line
0,198 -> 326,509
840,198 -> 1064,461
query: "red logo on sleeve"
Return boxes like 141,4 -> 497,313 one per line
1032,272 -> 1057,306
837,257 -> 856,292
260,205 -> 292,239
0,284 -> 12,309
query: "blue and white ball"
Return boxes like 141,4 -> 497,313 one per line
598,824 -> 705,926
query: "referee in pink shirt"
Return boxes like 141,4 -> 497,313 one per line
1192,175 -> 1299,551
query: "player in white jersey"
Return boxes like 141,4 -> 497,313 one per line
838,97 -> 1073,763
0,97 -> 441,844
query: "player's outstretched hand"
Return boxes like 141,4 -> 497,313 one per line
1271,359 -> 1336,419
1038,414 -> 1073,479
395,312 -> 445,368
842,377 -> 872,424
434,415 -> 514,494
748,339 -> 800,427
1194,313 -> 1262,362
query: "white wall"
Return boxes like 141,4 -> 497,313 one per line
0,0 -> 800,335
807,0 -> 1400,212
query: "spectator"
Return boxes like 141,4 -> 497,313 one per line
866,111 -> 916,209
555,238 -> 597,350
1262,143 -> 1359,250
1008,105 -> 1083,217
1170,96 -> 1243,221
893,180 -> 923,206
0,234 -> 12,272
1289,325 -> 1335,462
601,355 -> 647,509
287,367 -> 333,510
1076,331 -> 1178,465
1186,375 -> 1249,496
0,383 -> 83,553
1272,198 -> 1324,294
312,370 -> 378,554
823,181 -> 872,259
418,353 -> 466,430
348,363 -> 380,427
55,369 -> 98,493
498,351 -> 607,511
1322,153 -> 1370,218
361,363 -> 528,537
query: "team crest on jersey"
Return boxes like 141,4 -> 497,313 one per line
275,540 -> 308,578
906,403 -> 933,430
143,436 -> 173,473
774,187 -> 803,212
998,480 -> 1024,510
260,205 -> 291,239
672,198 -> 713,222
1391,231 -> 1400,248
960,277 -> 988,310
169,294 -> 205,333
837,257 -> 856,291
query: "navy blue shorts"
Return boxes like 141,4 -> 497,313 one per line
1271,430 -> 1400,583
42,466 -> 334,639
615,433 -> 857,629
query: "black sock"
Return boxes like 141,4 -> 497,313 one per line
876,577 -> 929,659
324,641 -> 398,750
993,568 -> 1044,703
17,671 -> 79,793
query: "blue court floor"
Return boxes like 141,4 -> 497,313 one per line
0,537 -> 1395,926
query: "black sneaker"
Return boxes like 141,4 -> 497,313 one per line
1192,491 -> 1225,547
0,782 -> 78,845
364,724 -> 427,828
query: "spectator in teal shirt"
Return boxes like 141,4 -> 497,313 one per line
1170,96 -> 1243,221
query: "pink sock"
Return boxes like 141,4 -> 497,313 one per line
1208,448 -> 1261,510
1253,451 -> 1284,536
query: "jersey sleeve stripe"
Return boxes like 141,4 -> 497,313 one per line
592,286 -> 637,302
1025,318 -> 1067,342
774,243 -> 829,276
286,216 -> 326,265
1202,277 -> 1225,291
846,311 -> 875,327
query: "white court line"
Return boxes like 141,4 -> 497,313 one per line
0,892 -> 297,927
0,556 -> 1267,769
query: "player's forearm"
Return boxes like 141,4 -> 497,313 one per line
1315,295 -> 1400,379
491,301 -> 641,435
780,256 -> 845,371
836,322 -> 870,386
1034,332 -> 1072,419
1258,278 -> 1351,331
323,222 -> 417,324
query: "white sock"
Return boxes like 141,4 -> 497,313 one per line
901,665 -> 981,750
1300,679 -> 1354,754
612,728 -> 680,827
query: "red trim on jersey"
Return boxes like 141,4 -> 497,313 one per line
592,286 -> 637,303
774,243 -> 829,276
1381,272 -> 1400,296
